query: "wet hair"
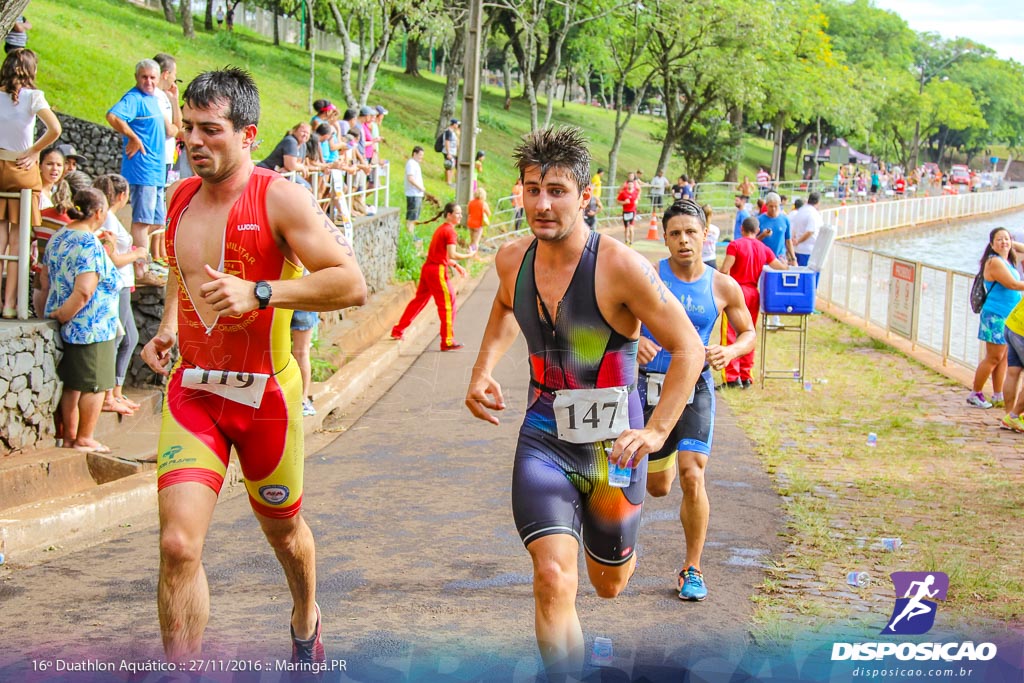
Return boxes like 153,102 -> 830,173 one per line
183,68 -> 260,131
64,170 -> 94,194
741,216 -> 760,234
153,53 -> 176,74
92,173 -> 129,206
417,201 -> 461,226
513,126 -> 591,195
67,187 -> 108,221
663,199 -> 707,229
981,227 -> 1017,270
0,48 -> 38,105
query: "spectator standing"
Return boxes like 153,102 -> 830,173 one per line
106,58 -> 168,287
291,297 -> 319,417
466,187 -> 491,254
216,5 -> 225,27
756,192 -> 794,262
649,169 -> 669,215
4,15 -> 30,53
968,228 -> 1024,408
440,119 -> 459,186
404,145 -> 433,233
791,191 -> 823,267
0,48 -> 61,318
511,177 -> 524,231
720,216 -> 788,387
681,175 -> 695,200
41,187 -> 122,452
153,54 -> 182,183
755,167 -> 771,197
590,168 -> 604,204
737,176 -> 756,198
390,202 -> 471,350
94,173 -> 146,416
732,194 -> 751,241
700,204 -> 720,270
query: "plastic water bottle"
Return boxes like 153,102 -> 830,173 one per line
880,537 -> 902,552
847,571 -> 870,588
605,446 -> 633,488
803,380 -> 812,392
592,637 -> 614,667
866,432 -> 878,447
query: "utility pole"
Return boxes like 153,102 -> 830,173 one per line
456,0 -> 483,210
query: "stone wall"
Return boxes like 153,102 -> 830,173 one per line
38,113 -> 122,178
0,321 -> 62,454
127,286 -> 176,389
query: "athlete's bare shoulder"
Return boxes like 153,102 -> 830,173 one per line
494,235 -> 533,279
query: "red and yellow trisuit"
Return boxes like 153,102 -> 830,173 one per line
156,168 -> 307,519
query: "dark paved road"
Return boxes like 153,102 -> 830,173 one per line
0,264 -> 783,682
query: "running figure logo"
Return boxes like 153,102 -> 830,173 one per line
883,571 -> 949,635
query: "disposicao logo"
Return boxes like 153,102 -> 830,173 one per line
884,571 -> 948,635
831,571 -> 998,662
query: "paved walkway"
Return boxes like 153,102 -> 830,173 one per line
0,264 -> 784,681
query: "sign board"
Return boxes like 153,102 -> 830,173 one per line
829,144 -> 849,165
888,259 -> 916,339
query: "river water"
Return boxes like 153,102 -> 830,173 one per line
849,209 -> 1024,274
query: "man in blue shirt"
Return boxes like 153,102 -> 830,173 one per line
732,194 -> 751,241
106,59 -> 169,286
756,192 -> 794,262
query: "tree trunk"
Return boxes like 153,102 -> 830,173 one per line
405,36 -> 421,76
159,0 -> 176,23
794,134 -> 806,176
770,112 -> 785,180
204,0 -> 214,31
561,68 -> 570,108
326,0 -> 358,108
437,17 -> 467,138
502,44 -> 513,104
724,106 -> 742,182
272,6 -> 279,46
357,14 -> 366,95
357,5 -> 397,107
582,66 -> 591,107
179,0 -> 195,38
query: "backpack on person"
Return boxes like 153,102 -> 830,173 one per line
434,131 -> 446,153
970,270 -> 990,314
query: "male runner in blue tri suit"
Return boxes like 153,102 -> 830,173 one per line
637,199 -> 756,602
465,127 -> 705,680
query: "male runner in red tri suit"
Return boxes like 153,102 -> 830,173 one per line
141,68 -> 366,664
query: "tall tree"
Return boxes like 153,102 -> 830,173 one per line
179,0 -> 195,38
205,0 -> 215,30
0,0 -> 30,38
160,0 -> 177,22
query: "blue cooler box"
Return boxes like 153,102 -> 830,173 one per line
759,266 -> 816,314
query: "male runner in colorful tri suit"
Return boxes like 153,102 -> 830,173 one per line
140,68 -> 366,664
636,199 -> 756,602
465,127 -> 705,680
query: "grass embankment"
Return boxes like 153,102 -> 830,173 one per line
721,314 -> 1023,642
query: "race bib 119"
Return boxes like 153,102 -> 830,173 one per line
181,367 -> 270,408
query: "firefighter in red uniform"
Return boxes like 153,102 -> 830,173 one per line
391,202 -> 472,350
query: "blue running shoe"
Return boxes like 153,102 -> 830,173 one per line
678,566 -> 707,601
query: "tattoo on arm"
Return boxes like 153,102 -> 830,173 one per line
640,261 -> 669,304
322,217 -> 355,257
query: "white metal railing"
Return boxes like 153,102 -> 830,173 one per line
280,161 -> 390,227
0,189 -> 32,320
817,187 -> 1024,371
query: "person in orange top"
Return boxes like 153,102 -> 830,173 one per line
466,186 -> 491,254
391,202 -> 473,350
511,177 -> 524,230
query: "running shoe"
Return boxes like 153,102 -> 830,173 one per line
678,566 -> 707,601
999,414 -> 1024,433
440,341 -> 464,351
291,602 -> 325,665
989,396 -> 1005,409
302,399 -> 317,417
966,392 -> 992,409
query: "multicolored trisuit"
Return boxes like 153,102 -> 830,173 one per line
157,167 -> 306,519
639,260 -> 717,472
511,230 -> 645,566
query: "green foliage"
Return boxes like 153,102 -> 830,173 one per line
395,228 -> 424,282
310,358 -> 337,383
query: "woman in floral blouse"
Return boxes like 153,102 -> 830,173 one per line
41,187 -> 122,453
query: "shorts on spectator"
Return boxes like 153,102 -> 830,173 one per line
291,309 -> 319,332
58,339 -> 116,393
978,310 -> 1008,345
652,194 -> 664,209
406,195 -> 423,222
130,184 -> 166,226
0,157 -> 42,226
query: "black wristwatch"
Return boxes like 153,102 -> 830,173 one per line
254,280 -> 272,310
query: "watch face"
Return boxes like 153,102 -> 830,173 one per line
256,282 -> 271,301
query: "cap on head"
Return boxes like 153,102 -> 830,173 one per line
375,105 -> 388,115
450,118 -> 460,126
57,143 -> 88,163
359,105 -> 374,117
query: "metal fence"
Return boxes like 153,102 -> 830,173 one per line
817,187 -> 1024,371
